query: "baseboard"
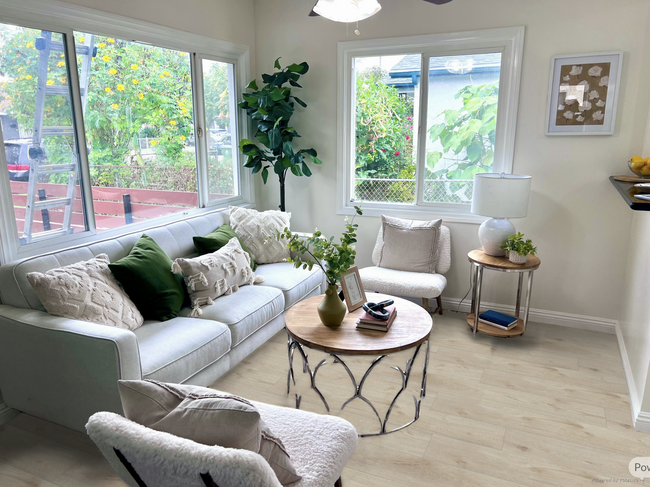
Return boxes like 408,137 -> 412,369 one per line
0,402 -> 19,425
440,296 -> 617,334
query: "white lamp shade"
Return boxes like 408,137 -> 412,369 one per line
471,173 -> 531,219
313,0 -> 382,23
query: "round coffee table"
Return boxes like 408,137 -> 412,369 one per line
285,293 -> 432,437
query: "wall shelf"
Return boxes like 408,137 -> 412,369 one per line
610,176 -> 650,211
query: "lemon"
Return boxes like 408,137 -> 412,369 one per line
632,160 -> 646,170
644,157 -> 650,164
642,165 -> 650,176
632,155 -> 644,163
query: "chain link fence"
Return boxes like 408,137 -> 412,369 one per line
354,177 -> 475,204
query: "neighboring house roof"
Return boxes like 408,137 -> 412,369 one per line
382,53 -> 502,87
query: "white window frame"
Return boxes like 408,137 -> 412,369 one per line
0,0 -> 253,264
337,27 -> 525,224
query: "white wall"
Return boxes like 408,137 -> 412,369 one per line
253,0 -> 650,322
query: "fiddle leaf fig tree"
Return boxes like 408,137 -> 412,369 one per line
238,58 -> 322,211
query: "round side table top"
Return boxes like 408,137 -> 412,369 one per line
468,249 -> 541,271
285,293 -> 432,355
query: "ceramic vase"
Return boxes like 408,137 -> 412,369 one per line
317,284 -> 347,326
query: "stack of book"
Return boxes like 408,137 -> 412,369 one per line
478,310 -> 519,330
356,306 -> 397,332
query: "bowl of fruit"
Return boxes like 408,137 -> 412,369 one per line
629,156 -> 650,178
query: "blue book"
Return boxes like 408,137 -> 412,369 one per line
478,310 -> 518,328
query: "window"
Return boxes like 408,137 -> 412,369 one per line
338,28 -> 524,222
0,5 -> 249,262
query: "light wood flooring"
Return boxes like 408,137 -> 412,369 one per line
0,311 -> 646,487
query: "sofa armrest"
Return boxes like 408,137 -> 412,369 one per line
0,305 -> 141,432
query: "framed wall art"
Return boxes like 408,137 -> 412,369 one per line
545,51 -> 623,136
340,266 -> 366,312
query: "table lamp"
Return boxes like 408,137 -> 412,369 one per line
471,173 -> 532,256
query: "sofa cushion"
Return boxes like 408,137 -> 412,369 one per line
26,254 -> 143,331
134,317 -> 231,383
172,238 -> 258,317
109,235 -> 187,322
255,263 -> 323,310
378,215 -> 442,274
229,206 -> 291,265
194,224 -> 257,270
180,285 -> 284,347
359,266 -> 447,299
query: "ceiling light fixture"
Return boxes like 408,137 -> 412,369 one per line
312,0 -> 382,23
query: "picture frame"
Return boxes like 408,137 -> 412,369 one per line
545,51 -> 623,136
340,266 -> 366,312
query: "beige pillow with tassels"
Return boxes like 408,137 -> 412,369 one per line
171,238 -> 264,317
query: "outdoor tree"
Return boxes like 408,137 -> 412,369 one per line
0,27 -> 232,191
426,81 -> 499,181
355,67 -> 415,181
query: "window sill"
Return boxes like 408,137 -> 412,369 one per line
337,203 -> 487,225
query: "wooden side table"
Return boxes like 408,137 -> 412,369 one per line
467,249 -> 541,338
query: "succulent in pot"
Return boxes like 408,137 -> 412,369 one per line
500,233 -> 537,265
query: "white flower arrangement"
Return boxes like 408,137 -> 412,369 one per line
569,65 -> 583,76
588,65 -> 603,77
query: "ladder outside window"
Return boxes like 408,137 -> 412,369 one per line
20,31 -> 95,245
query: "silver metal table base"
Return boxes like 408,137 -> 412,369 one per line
287,334 -> 430,437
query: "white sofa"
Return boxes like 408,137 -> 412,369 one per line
0,209 -> 324,432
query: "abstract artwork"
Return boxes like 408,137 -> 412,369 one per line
546,52 -> 623,135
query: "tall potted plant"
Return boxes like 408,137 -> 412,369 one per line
238,58 -> 322,212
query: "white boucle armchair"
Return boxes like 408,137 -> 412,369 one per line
87,397 -> 358,487
359,225 -> 451,315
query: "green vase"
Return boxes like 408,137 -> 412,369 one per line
317,284 -> 347,327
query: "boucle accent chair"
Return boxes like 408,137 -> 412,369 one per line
87,398 -> 358,487
359,224 -> 451,315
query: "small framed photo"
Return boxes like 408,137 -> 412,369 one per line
545,51 -> 623,136
340,266 -> 366,312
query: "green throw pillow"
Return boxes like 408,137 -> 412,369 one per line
109,234 -> 187,321
193,224 -> 257,270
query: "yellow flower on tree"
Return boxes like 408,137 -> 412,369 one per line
150,140 -> 157,145
117,84 -> 125,91
169,120 -> 177,125
178,102 -> 185,107
131,64 -> 138,70
107,38 -> 115,43
163,71 -> 171,76
138,92 -> 144,100
25,75 -> 32,80
111,103 -> 119,109
57,61 -> 65,67
60,54 -> 65,58
98,42 -> 106,48
132,79 -> 139,85
180,135 -> 186,141
79,36 -> 85,43
46,80 -> 54,86
159,74 -> 165,78
109,68 -> 117,75
102,55 -> 111,62
26,41 -> 34,48
105,87 -> 112,93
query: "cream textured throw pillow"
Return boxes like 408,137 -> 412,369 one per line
172,237 -> 263,317
26,254 -> 143,330
118,380 -> 301,485
229,206 -> 291,264
378,215 -> 442,273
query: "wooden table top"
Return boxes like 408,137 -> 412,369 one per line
468,249 -> 541,271
285,293 -> 432,355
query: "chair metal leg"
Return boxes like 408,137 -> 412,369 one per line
335,477 -> 343,487
422,297 -> 430,312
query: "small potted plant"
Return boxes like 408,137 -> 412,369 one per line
500,233 -> 537,264
276,206 -> 363,326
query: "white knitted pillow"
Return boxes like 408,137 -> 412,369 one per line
229,206 -> 291,264
172,238 -> 264,317
26,254 -> 143,330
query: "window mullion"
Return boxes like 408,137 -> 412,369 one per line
192,53 -> 210,208
415,54 -> 430,206
64,30 -> 96,234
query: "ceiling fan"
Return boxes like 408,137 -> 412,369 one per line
309,0 -> 454,21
